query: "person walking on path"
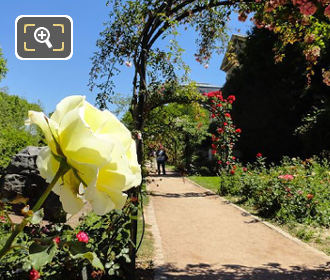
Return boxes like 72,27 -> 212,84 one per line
156,144 -> 168,175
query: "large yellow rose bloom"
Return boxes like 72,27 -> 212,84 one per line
26,95 -> 141,215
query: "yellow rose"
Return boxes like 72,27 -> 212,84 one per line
26,95 -> 141,215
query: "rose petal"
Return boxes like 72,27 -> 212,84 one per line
36,146 -> 60,183
58,106 -> 115,167
53,170 -> 84,214
50,95 -> 85,124
26,111 -> 59,155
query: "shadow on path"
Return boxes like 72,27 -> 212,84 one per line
157,262 -> 330,280
149,191 -> 217,198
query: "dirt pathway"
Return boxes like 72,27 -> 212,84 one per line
146,173 -> 330,280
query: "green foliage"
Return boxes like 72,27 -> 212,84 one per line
217,156 -> 330,227
222,28 -> 330,162
0,203 -> 136,280
0,91 -> 43,169
0,47 -> 7,82
123,98 -> 210,172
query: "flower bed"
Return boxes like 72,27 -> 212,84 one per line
217,156 -> 330,227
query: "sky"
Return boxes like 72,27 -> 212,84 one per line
0,0 -> 252,114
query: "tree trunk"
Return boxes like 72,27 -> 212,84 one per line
128,49 -> 147,279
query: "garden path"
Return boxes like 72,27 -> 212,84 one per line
146,172 -> 330,280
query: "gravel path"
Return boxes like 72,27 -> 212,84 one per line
146,173 -> 330,280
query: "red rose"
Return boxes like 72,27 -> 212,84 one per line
243,167 -> 248,172
227,95 -> 236,104
232,156 -> 236,160
76,231 -> 89,243
206,91 -> 217,97
211,144 -> 217,149
299,2 -> 317,16
306,193 -> 314,200
29,269 -> 40,280
256,153 -> 262,158
216,103 -> 222,107
230,169 -> 235,175
53,236 -> 60,244
212,149 -> 217,155
211,114 -> 216,118
217,128 -> 224,133
217,160 -> 222,164
224,113 -> 231,118
235,128 -> 242,133
223,122 -> 228,126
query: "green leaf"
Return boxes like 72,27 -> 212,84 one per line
67,241 -> 104,270
29,242 -> 57,270
30,209 -> 44,224
71,251 -> 104,270
0,233 -> 11,249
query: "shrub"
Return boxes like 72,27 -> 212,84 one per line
218,156 -> 330,227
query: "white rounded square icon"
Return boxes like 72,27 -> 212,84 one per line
15,15 -> 73,60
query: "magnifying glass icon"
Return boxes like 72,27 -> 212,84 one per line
34,27 -> 53,49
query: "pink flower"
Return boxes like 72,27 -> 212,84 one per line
204,64 -> 209,69
29,269 -> 40,280
53,236 -> 61,244
125,61 -> 132,67
325,5 -> 330,18
304,46 -> 320,62
243,167 -> 248,172
322,69 -> 330,86
299,2 -> 317,15
278,174 -> 294,181
76,231 -> 89,243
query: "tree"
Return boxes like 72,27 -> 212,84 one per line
222,27 -> 330,161
0,46 -> 8,82
0,91 -> 43,169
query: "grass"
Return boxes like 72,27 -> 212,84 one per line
189,176 -> 221,193
189,175 -> 330,255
